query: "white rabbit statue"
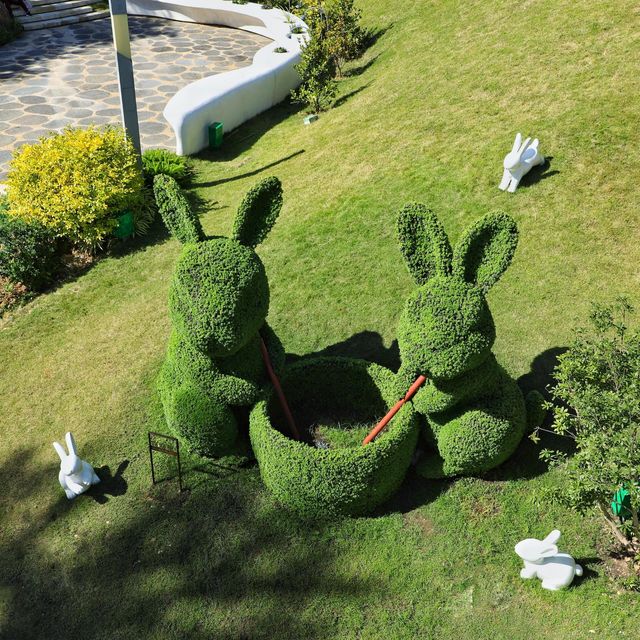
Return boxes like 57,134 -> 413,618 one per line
53,432 -> 100,499
499,132 -> 544,192
515,529 -> 583,591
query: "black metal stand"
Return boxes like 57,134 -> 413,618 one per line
148,432 -> 183,492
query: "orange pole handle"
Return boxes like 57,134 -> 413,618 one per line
362,375 -> 426,445
259,337 -> 300,441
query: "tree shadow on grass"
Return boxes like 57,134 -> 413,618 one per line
342,55 -> 379,78
333,82 -> 372,109
192,149 -> 306,189
361,23 -> 393,52
1,447 -> 379,640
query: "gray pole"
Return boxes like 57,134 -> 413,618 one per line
108,0 -> 142,157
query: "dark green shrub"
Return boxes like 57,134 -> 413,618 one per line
396,205 -> 541,477
142,149 -> 193,186
417,369 -> 527,478
169,238 -> 269,356
0,16 -> 23,47
250,357 -> 420,519
232,176 -> 283,248
0,201 -> 60,291
153,174 -> 204,244
158,177 -> 285,457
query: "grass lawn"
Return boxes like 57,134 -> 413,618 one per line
2,0 -> 640,637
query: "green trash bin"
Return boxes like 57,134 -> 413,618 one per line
612,487 -> 633,520
208,122 -> 223,149
114,211 -> 135,239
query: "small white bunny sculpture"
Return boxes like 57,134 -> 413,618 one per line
499,132 -> 544,193
515,529 -> 583,591
53,432 -> 100,499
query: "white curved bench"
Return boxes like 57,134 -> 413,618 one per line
125,0 -> 307,155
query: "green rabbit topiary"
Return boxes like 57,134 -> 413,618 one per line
396,204 -> 544,478
155,175 -> 285,457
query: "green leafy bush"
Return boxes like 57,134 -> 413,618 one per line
158,177 -> 285,457
534,298 -> 640,553
0,199 -> 60,291
306,0 -> 365,75
142,149 -> 193,186
292,18 -> 337,113
153,174 -> 204,244
250,357 -> 419,519
6,126 -> 148,248
396,205 -> 542,477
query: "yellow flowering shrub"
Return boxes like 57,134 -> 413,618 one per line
7,126 -> 147,247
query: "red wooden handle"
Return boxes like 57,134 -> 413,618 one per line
362,375 -> 426,445
259,337 -> 300,441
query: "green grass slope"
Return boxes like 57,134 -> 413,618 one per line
1,1 -> 640,637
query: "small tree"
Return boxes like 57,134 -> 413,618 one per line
325,0 -> 365,75
305,0 -> 365,76
291,21 -> 337,113
533,297 -> 640,553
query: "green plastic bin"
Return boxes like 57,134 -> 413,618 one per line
208,122 -> 223,149
114,211 -> 134,239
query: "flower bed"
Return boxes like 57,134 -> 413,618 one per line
250,356 -> 419,519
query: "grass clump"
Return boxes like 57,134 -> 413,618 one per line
142,149 -> 194,187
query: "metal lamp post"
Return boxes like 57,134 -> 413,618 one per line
108,0 -> 142,157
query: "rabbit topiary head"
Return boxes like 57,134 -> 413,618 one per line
397,204 -> 518,380
155,175 -> 283,357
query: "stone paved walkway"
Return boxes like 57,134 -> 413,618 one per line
0,17 -> 270,180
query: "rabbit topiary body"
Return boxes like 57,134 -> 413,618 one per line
155,175 -> 285,457
396,204 -> 543,478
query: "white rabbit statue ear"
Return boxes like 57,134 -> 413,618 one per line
543,529 -> 561,545
65,432 -> 77,456
53,441 -> 67,460
518,136 -> 532,157
511,133 -> 522,153
538,543 -> 558,558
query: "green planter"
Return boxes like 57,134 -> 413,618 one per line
250,357 -> 419,519
113,211 -> 134,239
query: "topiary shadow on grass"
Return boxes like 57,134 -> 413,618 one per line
0,453 -> 380,640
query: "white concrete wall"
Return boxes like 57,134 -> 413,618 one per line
126,0 -> 308,155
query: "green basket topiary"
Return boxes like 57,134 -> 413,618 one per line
250,357 -> 420,519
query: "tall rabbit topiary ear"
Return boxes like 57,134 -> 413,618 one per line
452,212 -> 518,292
153,174 -> 205,244
232,176 -> 283,248
397,203 -> 453,285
